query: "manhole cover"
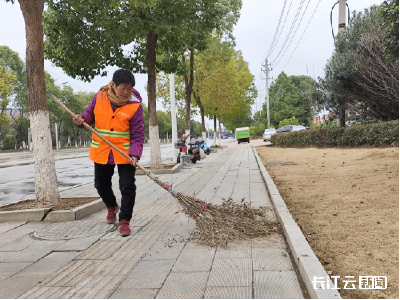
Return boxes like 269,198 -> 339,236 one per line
33,220 -> 115,240
264,161 -> 293,165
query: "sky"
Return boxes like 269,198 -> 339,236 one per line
0,0 -> 383,129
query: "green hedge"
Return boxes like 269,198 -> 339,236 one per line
270,120 -> 399,147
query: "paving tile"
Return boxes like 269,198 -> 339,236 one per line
0,222 -> 47,243
215,241 -> 252,258
172,243 -> 215,273
168,212 -> 196,227
0,262 -> 31,281
75,239 -> 128,260
204,286 -> 252,299
0,251 -> 78,298
0,222 -> 26,235
207,258 -> 252,287
61,275 -> 120,299
109,288 -> 159,299
4,240 -> 65,263
156,272 -> 208,299
142,239 -> 186,261
39,260 -> 102,287
117,260 -> 175,289
254,270 -> 304,299
55,234 -> 104,251
253,248 -> 294,271
18,251 -> 80,276
252,234 -> 286,249
0,252 -> 15,262
161,225 -> 195,240
250,182 -> 270,204
0,235 -> 37,252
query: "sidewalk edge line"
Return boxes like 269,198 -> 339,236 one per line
252,146 -> 342,299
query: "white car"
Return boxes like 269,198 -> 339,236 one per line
291,125 -> 306,132
263,128 -> 276,141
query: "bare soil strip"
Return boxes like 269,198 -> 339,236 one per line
0,197 -> 100,211
257,146 -> 399,299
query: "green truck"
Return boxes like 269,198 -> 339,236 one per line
235,127 -> 250,144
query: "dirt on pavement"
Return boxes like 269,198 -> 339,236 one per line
257,145 -> 399,299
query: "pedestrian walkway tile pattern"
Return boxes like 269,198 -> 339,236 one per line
0,145 -> 305,299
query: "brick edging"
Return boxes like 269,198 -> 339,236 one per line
252,145 -> 341,299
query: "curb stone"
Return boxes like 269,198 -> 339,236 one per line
0,199 -> 104,223
136,163 -> 182,175
252,146 -> 341,299
0,208 -> 50,222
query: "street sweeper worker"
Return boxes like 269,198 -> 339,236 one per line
73,68 -> 144,236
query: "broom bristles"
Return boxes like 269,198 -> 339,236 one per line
150,176 -> 280,248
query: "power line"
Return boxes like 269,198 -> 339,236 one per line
267,0 -> 287,58
272,0 -> 312,68
268,1 -> 293,58
271,0 -> 307,66
282,0 -> 322,71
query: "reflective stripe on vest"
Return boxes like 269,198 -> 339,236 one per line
89,91 -> 140,164
94,127 -> 130,138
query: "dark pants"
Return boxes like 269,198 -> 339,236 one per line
94,163 -> 137,221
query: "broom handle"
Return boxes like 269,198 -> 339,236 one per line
51,95 -> 148,174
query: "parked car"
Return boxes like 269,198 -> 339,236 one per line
291,125 -> 306,132
263,128 -> 276,141
276,125 -> 295,133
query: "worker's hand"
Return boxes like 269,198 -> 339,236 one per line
129,156 -> 138,167
73,114 -> 84,126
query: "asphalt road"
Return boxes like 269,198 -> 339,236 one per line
0,144 -> 174,205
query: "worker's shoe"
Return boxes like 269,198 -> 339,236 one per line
106,205 -> 119,224
118,219 -> 131,236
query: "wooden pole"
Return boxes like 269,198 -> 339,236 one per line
51,95 -> 148,174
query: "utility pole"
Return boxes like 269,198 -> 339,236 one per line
337,0 -> 347,127
170,74 -> 178,163
262,58 -> 272,127
338,0 -> 347,33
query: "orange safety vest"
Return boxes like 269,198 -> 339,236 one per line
89,91 -> 140,164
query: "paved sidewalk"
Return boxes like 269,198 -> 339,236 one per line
0,142 -> 307,299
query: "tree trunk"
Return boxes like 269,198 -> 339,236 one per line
183,50 -> 194,137
337,105 -> 346,127
213,115 -> 217,146
146,31 -> 162,169
193,90 -> 206,141
19,0 -> 60,205
218,117 -> 221,146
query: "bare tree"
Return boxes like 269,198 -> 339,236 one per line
353,26 -> 399,120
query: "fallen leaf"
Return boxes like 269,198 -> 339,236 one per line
352,184 -> 357,188
360,201 -> 364,204
342,251 -> 346,255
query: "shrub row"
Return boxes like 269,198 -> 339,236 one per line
270,120 -> 399,147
